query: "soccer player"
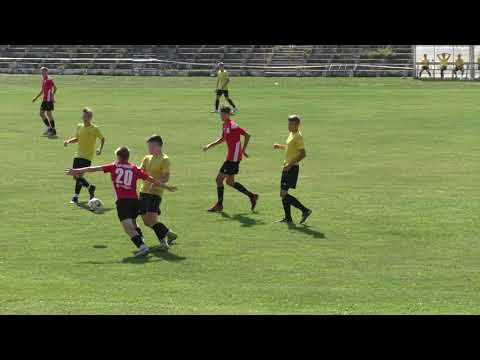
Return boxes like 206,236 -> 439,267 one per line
437,53 -> 451,79
203,106 -> 258,212
65,146 -> 177,257
211,62 -> 238,114
32,67 -> 58,137
64,108 -> 105,205
418,54 -> 432,78
138,135 -> 178,249
273,115 -> 312,225
453,54 -> 465,79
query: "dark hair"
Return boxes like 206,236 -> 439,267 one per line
288,114 -> 301,124
220,105 -> 231,114
147,134 -> 163,146
115,146 -> 130,161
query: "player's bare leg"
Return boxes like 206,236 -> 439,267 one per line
225,97 -> 238,113
225,175 -> 258,211
141,213 -> 172,249
40,110 -> 51,135
122,219 -> 149,257
45,111 -> 56,137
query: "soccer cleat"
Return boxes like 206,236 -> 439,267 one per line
49,128 -> 57,137
88,185 -> 96,200
43,128 -> 51,136
207,202 -> 223,212
70,196 -> 79,205
134,245 -> 150,257
299,209 -> 312,224
159,237 -> 170,250
166,231 -> 178,245
250,193 -> 259,211
274,218 -> 293,225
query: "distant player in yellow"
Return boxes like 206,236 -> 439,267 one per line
63,107 -> 105,205
453,54 -> 465,79
437,53 -> 451,79
418,54 -> 432,78
273,115 -> 312,225
211,62 -> 238,114
138,135 -> 177,249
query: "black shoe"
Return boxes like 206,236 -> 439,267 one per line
88,185 -> 96,199
70,196 -> 79,205
50,128 -> 57,137
299,209 -> 312,224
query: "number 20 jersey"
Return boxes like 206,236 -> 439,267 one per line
102,161 -> 149,201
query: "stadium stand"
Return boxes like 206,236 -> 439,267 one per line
0,45 -> 414,76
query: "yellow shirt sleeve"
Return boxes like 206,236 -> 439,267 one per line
95,127 -> 104,139
140,156 -> 148,171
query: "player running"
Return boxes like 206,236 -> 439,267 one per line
273,115 -> 312,225
453,54 -> 465,79
138,135 -> 178,249
65,146 -> 177,257
211,62 -> 238,114
418,54 -> 432,78
437,53 -> 451,79
64,107 -> 105,205
32,67 -> 58,137
203,106 -> 258,213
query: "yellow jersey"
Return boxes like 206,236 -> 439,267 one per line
439,57 -> 449,66
284,131 -> 305,165
75,123 -> 104,161
217,70 -> 229,90
455,58 -> 464,67
140,153 -> 170,196
420,58 -> 429,66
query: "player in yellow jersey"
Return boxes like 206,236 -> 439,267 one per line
437,53 -> 451,79
211,62 -> 238,114
64,108 -> 105,205
452,54 -> 465,79
138,135 -> 178,249
273,115 -> 312,225
418,54 -> 432,78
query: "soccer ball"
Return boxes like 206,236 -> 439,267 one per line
88,198 -> 104,212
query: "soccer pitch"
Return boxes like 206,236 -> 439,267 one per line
1,75 -> 479,314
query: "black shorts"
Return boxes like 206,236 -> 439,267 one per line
41,101 -> 54,111
281,165 -> 299,191
72,158 -> 92,169
421,65 -> 429,70
219,160 -> 239,176
138,192 -> 162,215
216,90 -> 229,97
116,198 -> 140,222
440,65 -> 447,71
454,66 -> 464,72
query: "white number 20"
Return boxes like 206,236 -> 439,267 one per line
115,168 -> 133,187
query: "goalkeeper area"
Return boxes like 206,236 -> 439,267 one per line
1,75 -> 479,314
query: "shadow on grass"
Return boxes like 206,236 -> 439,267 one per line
220,211 -> 266,227
287,224 -> 326,239
93,245 -> 108,249
76,201 -> 114,214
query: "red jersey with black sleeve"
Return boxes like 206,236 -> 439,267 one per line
102,161 -> 149,201
222,119 -> 247,162
42,76 -> 55,102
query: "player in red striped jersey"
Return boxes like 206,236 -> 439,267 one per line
65,146 -> 177,257
203,106 -> 259,212
32,67 -> 58,137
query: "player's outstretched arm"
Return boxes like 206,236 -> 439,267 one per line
203,132 -> 224,151
65,166 -> 103,177
32,89 -> 43,103
242,133 -> 251,158
273,143 -> 287,150
147,176 -> 177,192
64,137 -> 78,147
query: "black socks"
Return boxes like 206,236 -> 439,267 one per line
130,235 -> 144,248
285,194 -> 308,213
215,99 -> 220,110
226,98 -> 236,109
282,197 -> 293,221
152,222 -> 169,241
233,182 -> 253,197
217,186 -> 224,204
42,118 -> 50,127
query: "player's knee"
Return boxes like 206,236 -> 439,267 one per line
226,177 -> 235,187
216,175 -> 224,185
280,190 -> 288,199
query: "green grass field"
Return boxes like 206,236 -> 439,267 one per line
1,75 -> 479,314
